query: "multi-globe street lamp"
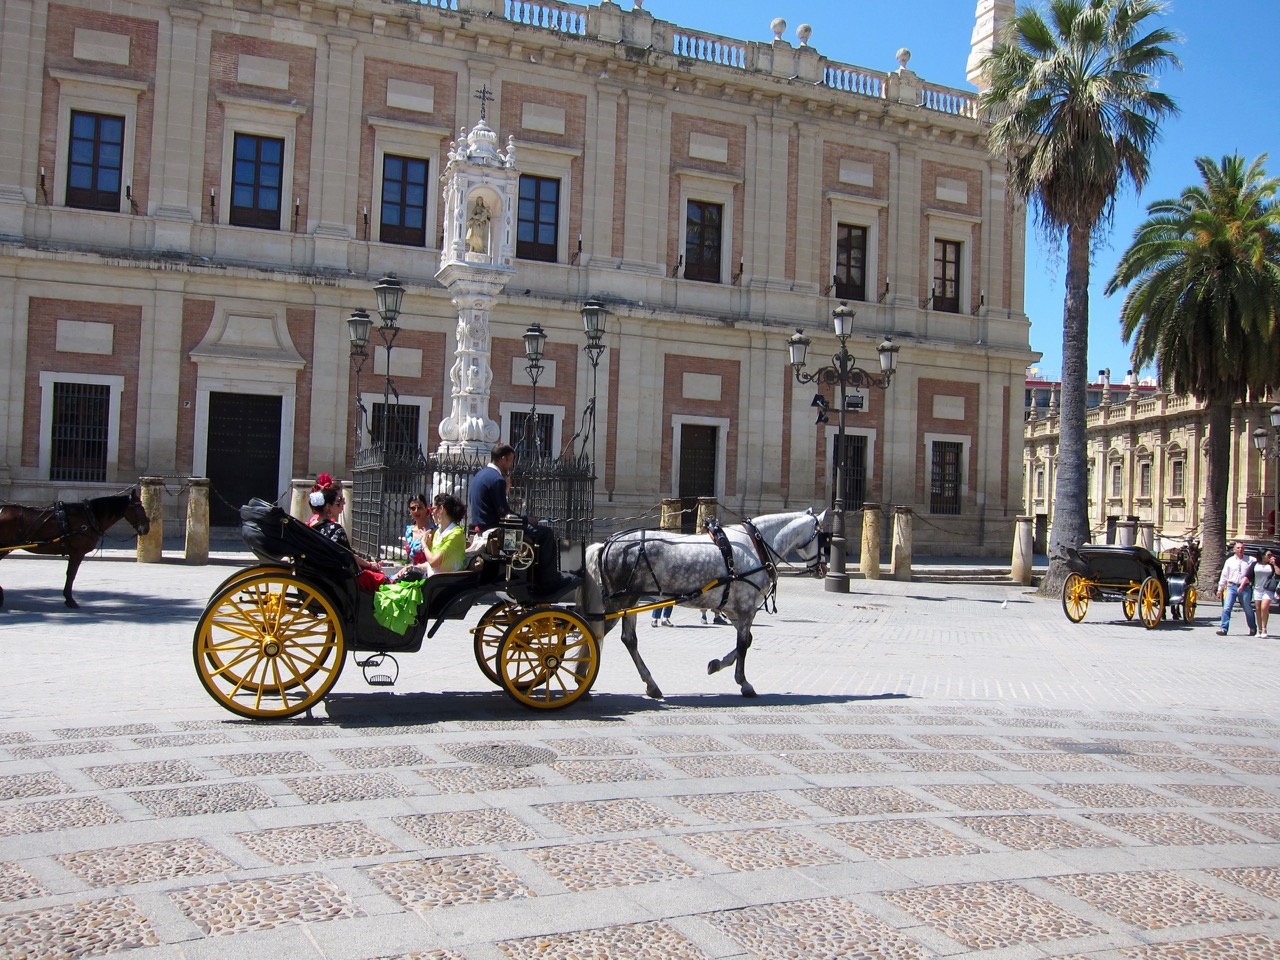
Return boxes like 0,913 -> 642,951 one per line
787,302 -> 899,593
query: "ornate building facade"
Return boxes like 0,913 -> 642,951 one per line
0,0 -> 1032,554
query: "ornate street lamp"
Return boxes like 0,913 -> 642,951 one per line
581,298 -> 607,471
1251,403 -> 1280,535
522,322 -> 547,456
787,301 -> 899,593
371,274 -> 403,448
346,307 -> 372,445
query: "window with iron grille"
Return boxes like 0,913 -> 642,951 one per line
517,174 -> 559,261
932,238 -> 961,313
835,224 -> 867,301
835,433 -> 867,510
930,440 -> 962,515
1036,469 -> 1045,498
371,402 -> 421,453
67,110 -> 124,212
1111,463 -> 1122,497
50,382 -> 110,482
684,199 -> 723,282
1171,459 -> 1185,497
380,154 -> 428,247
1139,461 -> 1152,497
229,133 -> 284,229
510,411 -> 554,458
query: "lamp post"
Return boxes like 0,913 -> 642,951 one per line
346,307 -> 372,446
787,302 -> 899,593
522,322 -> 547,457
369,274 -> 404,448
581,298 -> 607,471
1251,403 -> 1280,536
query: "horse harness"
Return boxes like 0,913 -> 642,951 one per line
0,501 -> 101,555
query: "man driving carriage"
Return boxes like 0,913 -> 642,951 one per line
468,443 -> 563,593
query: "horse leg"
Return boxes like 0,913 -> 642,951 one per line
619,613 -> 663,700
707,649 -> 736,675
732,623 -> 756,697
63,553 -> 84,609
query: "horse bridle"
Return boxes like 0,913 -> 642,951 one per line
760,513 -> 826,577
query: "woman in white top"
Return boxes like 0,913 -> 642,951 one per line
1253,550 -> 1278,638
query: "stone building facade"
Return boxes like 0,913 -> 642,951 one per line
0,0 -> 1032,554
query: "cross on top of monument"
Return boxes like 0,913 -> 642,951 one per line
474,85 -> 494,121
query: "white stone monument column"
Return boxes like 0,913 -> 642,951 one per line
434,105 -> 519,456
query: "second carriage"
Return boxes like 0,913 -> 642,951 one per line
1060,543 -> 1198,629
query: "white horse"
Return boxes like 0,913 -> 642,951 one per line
579,510 -> 826,699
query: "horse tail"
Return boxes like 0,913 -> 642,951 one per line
578,543 -> 608,639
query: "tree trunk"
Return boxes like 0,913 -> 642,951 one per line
1040,221 -> 1093,597
1197,400 -> 1232,599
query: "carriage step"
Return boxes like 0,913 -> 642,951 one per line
356,653 -> 399,687
366,675 -> 395,687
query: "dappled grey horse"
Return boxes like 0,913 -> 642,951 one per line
580,510 -> 825,699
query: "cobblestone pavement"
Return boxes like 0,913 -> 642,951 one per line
0,552 -> 1277,959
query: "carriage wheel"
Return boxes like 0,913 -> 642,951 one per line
210,563 -> 290,598
1138,576 -> 1164,629
193,572 -> 345,720
497,608 -> 599,709
1121,597 -> 1137,620
1183,585 -> 1197,622
472,601 -> 525,686
1062,573 -> 1090,623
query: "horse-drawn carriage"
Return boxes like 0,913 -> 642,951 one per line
1061,543 -> 1198,629
193,501 -> 825,720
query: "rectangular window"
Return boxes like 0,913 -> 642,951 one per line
516,174 -> 559,262
1171,460 -> 1185,497
835,224 -> 867,301
930,440 -> 962,515
66,110 -> 124,212
50,381 -> 110,482
371,402 -> 421,453
834,434 -> 867,511
229,133 -> 284,229
1110,463 -> 1122,497
1035,469 -> 1045,498
684,199 -> 723,283
510,411 -> 554,459
1139,462 -> 1152,497
933,239 -> 961,313
380,154 -> 428,247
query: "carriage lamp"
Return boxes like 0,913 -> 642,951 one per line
522,323 -> 547,456
786,302 -> 899,594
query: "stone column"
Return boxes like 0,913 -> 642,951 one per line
1116,518 -> 1136,547
891,506 -> 913,581
137,477 -> 165,563
290,478 -> 313,521
696,497 -> 718,533
1137,522 -> 1155,552
436,285 -> 503,455
1011,515 -> 1033,585
860,502 -> 882,580
660,498 -> 682,532
185,478 -> 210,564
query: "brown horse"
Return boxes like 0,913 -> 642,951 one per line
0,490 -> 151,609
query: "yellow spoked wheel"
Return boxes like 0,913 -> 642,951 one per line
497,608 -> 599,709
1062,573 -> 1090,623
472,601 -> 525,686
193,573 -> 345,720
1138,576 -> 1165,629
1183,585 -> 1197,622
1121,597 -> 1137,620
210,563 -> 290,598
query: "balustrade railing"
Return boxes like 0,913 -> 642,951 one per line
406,0 -> 458,9
919,82 -> 978,119
822,64 -> 884,99
506,0 -> 586,34
671,29 -> 747,69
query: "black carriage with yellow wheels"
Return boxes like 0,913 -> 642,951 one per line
192,501 -> 596,720
1060,544 -> 1197,629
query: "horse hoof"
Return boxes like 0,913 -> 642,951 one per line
646,686 -> 664,700
65,599 -> 79,609
707,659 -> 721,675
740,685 -> 757,698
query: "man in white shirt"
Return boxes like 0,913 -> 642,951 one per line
1216,540 -> 1257,636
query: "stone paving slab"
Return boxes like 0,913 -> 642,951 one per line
0,553 -> 1277,958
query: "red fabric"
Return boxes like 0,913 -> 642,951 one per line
356,568 -> 390,593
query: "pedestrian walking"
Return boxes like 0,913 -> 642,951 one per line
1253,549 -> 1278,638
1216,540 -> 1257,636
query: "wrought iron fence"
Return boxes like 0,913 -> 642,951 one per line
351,443 -> 595,559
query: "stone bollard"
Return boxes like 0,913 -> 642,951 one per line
1011,515 -> 1034,585
891,506 -> 913,581
1137,522 -> 1155,552
137,477 -> 164,563
1116,518 -> 1136,547
696,497 -> 718,533
660,498 -> 682,532
860,502 -> 882,580
290,478 -> 312,521
185,478 -> 210,565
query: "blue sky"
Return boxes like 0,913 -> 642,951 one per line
653,0 -> 1278,382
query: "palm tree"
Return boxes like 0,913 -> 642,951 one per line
1106,154 -> 1280,595
980,0 -> 1179,594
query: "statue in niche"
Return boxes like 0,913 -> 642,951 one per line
465,198 -> 491,254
